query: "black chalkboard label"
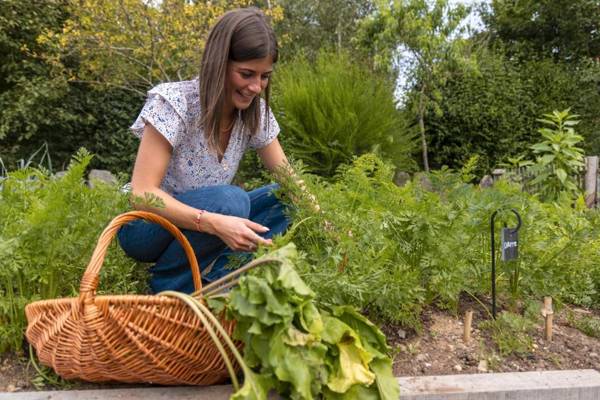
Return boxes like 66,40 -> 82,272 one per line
501,228 -> 518,261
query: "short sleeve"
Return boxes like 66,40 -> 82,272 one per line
248,102 -> 280,149
130,92 -> 186,148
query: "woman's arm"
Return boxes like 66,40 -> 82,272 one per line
255,137 -> 289,172
131,123 -> 271,251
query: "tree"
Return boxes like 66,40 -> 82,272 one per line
41,0 -> 284,95
421,49 -> 600,174
481,0 -> 600,62
272,0 -> 374,59
0,0 -> 145,172
359,0 -> 475,171
0,0 -> 78,167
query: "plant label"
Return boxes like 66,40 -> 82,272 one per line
501,228 -> 518,261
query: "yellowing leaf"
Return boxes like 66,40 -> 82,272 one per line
327,338 -> 375,393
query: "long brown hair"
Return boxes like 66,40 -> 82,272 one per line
199,8 -> 278,156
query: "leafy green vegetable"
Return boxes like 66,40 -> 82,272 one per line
218,244 -> 399,400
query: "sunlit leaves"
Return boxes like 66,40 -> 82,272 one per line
40,0 -> 283,93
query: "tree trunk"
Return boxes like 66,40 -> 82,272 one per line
418,87 -> 429,172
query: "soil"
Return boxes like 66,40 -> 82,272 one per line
2,298 -> 600,392
386,297 -> 600,376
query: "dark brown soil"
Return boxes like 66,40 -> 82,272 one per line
386,298 -> 600,376
2,299 -> 600,392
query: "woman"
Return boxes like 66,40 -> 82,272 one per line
118,8 -> 293,294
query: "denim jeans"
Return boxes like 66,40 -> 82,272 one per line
117,183 -> 289,294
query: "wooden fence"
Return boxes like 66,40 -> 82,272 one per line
490,156 -> 600,208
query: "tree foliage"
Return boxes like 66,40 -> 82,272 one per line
481,0 -> 600,62
359,0 -> 476,171
273,0 -> 374,59
0,1 -> 72,159
423,49 -> 600,173
41,0 -> 283,94
0,0 -> 142,172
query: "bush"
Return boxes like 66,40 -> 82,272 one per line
0,149 -> 147,353
0,0 -> 141,175
272,50 -> 417,177
422,49 -> 600,174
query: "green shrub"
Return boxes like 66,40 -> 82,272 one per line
0,149 -> 147,353
526,109 -> 585,201
272,50 -> 417,177
422,50 -> 600,175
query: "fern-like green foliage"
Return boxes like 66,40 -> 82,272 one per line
274,154 -> 600,331
0,149 -> 148,353
480,312 -> 537,356
272,50 -> 417,177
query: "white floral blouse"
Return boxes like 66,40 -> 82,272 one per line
131,78 -> 280,195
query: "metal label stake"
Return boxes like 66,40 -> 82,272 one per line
490,209 -> 522,319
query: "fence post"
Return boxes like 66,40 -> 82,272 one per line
585,156 -> 598,208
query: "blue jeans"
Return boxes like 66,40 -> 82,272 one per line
117,183 -> 289,294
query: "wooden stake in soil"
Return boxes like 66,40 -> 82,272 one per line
542,296 -> 554,341
463,310 -> 473,343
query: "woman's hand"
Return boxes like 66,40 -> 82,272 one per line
207,214 -> 272,252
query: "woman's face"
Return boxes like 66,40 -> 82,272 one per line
225,57 -> 273,112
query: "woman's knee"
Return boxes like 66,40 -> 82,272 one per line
176,185 -> 250,218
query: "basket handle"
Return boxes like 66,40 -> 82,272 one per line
78,211 -> 202,302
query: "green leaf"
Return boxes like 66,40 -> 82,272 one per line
530,143 -> 551,153
277,262 -> 314,297
230,369 -> 273,400
206,296 -> 227,315
269,332 -> 315,399
323,384 -> 381,400
329,306 -> 390,354
327,338 -> 376,393
300,302 -> 324,336
285,326 -> 315,346
555,168 -> 567,184
540,154 -> 556,165
370,358 -> 400,400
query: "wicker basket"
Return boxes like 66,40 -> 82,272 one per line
25,211 -> 240,385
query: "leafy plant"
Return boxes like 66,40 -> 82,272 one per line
567,311 -> 600,339
270,153 -> 600,332
209,244 -> 399,400
528,109 -> 585,200
273,50 -> 416,177
460,154 -> 480,183
0,149 -> 148,353
480,312 -> 536,357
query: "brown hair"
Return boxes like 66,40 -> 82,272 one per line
199,8 -> 278,156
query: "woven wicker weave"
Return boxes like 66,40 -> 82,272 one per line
25,211 -> 239,385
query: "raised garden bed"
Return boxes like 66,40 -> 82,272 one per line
2,300 -> 599,393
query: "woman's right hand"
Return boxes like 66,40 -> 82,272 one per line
207,214 -> 272,252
